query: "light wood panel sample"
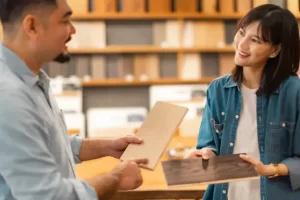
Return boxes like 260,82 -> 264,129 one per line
237,0 -> 251,14
148,0 -> 171,13
253,0 -> 268,8
201,0 -> 217,14
68,0 -> 88,14
93,0 -> 116,13
287,0 -> 300,15
162,154 -> 259,187
219,0 -> 235,14
121,0 -> 146,13
175,0 -> 198,13
120,101 -> 189,170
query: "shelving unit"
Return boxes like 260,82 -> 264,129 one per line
43,0 -> 300,137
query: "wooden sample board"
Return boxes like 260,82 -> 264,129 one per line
161,154 -> 259,187
120,101 -> 189,170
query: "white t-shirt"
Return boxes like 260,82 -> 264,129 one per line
227,84 -> 261,200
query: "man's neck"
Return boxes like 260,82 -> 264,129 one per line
3,39 -> 42,75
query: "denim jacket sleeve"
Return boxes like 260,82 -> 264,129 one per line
281,95 -> 300,191
196,84 -> 220,154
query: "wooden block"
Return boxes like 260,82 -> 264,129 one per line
120,101 -> 189,170
121,0 -> 146,13
93,0 -> 117,13
194,21 -> 225,47
236,0 -> 251,14
253,0 -> 268,8
145,54 -> 160,80
287,0 -> 300,15
219,0 -> 235,14
219,53 -> 235,76
175,0 -> 198,13
68,0 -> 88,14
0,22 -> 3,41
148,0 -> 171,13
201,0 -> 217,14
133,54 -> 147,80
161,154 -> 259,187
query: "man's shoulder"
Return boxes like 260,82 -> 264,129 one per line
0,63 -> 35,110
0,62 -> 25,90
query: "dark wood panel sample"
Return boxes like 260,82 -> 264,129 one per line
161,154 -> 259,186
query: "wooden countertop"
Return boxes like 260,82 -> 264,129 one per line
75,136 -> 207,193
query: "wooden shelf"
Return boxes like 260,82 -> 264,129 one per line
81,78 -> 215,87
71,13 -> 245,20
69,46 -> 235,54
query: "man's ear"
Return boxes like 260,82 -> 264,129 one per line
269,44 -> 281,58
22,15 -> 43,39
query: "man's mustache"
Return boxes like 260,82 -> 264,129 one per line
66,37 -> 71,43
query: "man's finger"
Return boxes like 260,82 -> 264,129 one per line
134,158 -> 149,164
124,136 -> 144,144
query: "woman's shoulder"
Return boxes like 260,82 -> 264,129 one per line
280,75 -> 300,91
208,74 -> 236,91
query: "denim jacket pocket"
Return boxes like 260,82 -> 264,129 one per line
268,121 -> 295,157
210,118 -> 224,135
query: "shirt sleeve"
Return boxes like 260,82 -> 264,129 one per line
281,92 -> 300,191
0,91 -> 98,200
196,84 -> 220,154
69,134 -> 83,164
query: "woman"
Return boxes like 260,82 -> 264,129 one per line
187,4 -> 300,200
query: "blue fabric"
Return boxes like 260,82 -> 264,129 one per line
197,75 -> 300,200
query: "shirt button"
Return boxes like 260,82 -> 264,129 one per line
282,123 -> 286,127
235,115 -> 239,119
221,112 -> 225,116
223,190 -> 227,194
230,143 -> 234,147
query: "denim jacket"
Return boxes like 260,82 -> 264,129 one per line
197,75 -> 300,200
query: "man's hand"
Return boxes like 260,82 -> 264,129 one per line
79,135 -> 146,161
111,160 -> 145,190
86,159 -> 148,199
109,135 -> 144,159
185,147 -> 216,159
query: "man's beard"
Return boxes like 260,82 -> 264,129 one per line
53,37 -> 72,63
53,52 -> 71,63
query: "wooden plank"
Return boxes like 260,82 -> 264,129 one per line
236,0 -> 251,14
175,0 -> 198,13
148,0 -> 171,13
253,0 -> 268,8
201,0 -> 217,14
287,0 -> 300,15
219,0 -> 235,14
0,22 -> 3,41
121,0 -> 146,13
111,189 -> 205,200
93,0 -> 117,13
162,154 -> 259,187
81,77 -> 215,87
219,53 -> 235,76
120,101 -> 188,170
68,0 -> 88,14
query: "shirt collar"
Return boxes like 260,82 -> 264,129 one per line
223,75 -> 280,94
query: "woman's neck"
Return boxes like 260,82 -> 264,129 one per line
242,66 -> 264,89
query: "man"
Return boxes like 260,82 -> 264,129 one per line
0,0 -> 148,199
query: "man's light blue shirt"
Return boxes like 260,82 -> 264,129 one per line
0,43 -> 97,200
